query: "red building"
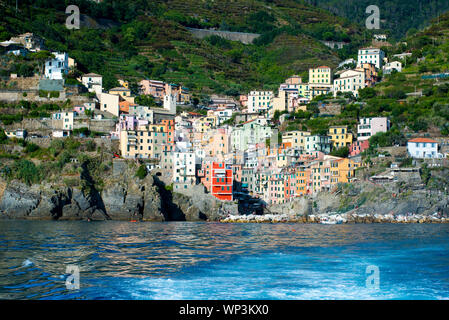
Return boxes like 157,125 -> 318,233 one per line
198,161 -> 233,201
349,140 -> 369,157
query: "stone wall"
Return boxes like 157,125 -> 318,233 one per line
0,90 -> 91,104
187,28 -> 260,44
73,118 -> 117,133
4,118 -> 52,132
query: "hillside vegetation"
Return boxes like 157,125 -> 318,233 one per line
281,12 -> 449,150
0,0 -> 367,97
307,0 -> 449,40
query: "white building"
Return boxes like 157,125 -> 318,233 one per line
100,93 -> 120,117
81,73 -> 103,95
52,130 -> 71,138
84,101 -> 96,111
373,34 -> 387,41
52,111 -> 74,131
173,151 -> 197,190
128,105 -> 153,122
407,138 -> 440,158
163,93 -> 177,114
44,52 -> 69,80
338,58 -> 356,69
4,129 -> 27,139
214,109 -> 234,126
357,117 -> 390,141
383,61 -> 402,74
305,135 -> 332,154
231,119 -> 272,152
333,69 -> 365,97
357,48 -> 385,69
247,91 -> 273,113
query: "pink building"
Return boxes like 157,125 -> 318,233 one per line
73,105 -> 86,115
204,128 -> 230,159
349,140 -> 370,156
239,95 -> 248,107
357,117 -> 390,141
267,170 -> 297,204
139,79 -> 165,98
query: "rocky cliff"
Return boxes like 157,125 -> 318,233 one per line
1,172 -> 448,222
0,173 -> 238,221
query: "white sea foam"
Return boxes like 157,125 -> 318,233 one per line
21,259 -> 34,267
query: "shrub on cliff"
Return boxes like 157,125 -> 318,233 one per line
13,159 -> 43,185
25,143 -> 40,153
0,128 -> 6,144
135,165 -> 147,180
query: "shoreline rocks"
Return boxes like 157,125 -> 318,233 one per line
1,175 -> 448,223
219,212 -> 449,224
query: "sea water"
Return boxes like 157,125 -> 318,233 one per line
1,221 -> 449,299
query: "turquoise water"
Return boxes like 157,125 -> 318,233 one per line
1,221 -> 449,299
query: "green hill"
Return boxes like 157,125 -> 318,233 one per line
282,12 -> 449,142
0,0 -> 367,97
306,0 -> 449,40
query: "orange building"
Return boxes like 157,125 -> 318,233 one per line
199,162 -> 233,201
295,166 -> 311,196
119,101 -> 137,114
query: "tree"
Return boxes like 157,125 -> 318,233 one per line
358,87 -> 376,100
29,51 -> 54,76
103,73 -> 120,91
135,95 -> 158,107
273,110 -> 287,121
330,146 -> 349,158
13,160 -> 42,185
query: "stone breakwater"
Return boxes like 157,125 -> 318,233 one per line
219,212 -> 449,223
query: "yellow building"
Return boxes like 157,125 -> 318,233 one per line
327,157 -> 361,188
308,66 -> 333,98
195,116 -> 217,133
270,90 -> 289,118
335,158 -> 361,184
120,121 -> 174,159
297,83 -> 311,98
282,130 -> 311,150
109,87 -> 134,103
328,126 -> 353,149
295,166 -> 311,196
309,66 -> 332,84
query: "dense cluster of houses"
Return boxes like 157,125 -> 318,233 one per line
2,36 -> 445,203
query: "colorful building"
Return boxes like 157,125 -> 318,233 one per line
349,140 -> 369,157
357,117 -> 390,141
199,162 -> 233,201
328,126 -> 353,149
120,119 -> 174,159
247,91 -> 273,113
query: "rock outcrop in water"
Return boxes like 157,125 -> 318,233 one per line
0,172 -> 238,221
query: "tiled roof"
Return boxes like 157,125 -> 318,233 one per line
83,73 -> 102,77
109,87 -> 130,91
408,138 -> 437,143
